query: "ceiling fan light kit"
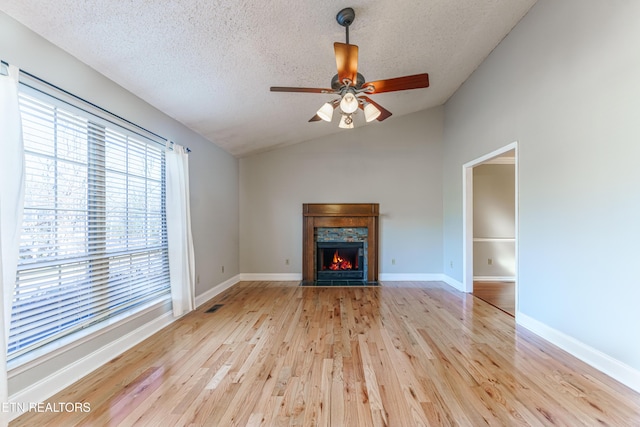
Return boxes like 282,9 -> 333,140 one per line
339,92 -> 359,114
316,102 -> 334,122
338,113 -> 354,129
364,102 -> 381,122
270,7 -> 429,129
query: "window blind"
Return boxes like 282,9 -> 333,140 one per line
9,91 -> 170,360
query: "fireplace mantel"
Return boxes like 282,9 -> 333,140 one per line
303,203 -> 379,282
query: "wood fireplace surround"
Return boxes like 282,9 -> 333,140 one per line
303,203 -> 379,282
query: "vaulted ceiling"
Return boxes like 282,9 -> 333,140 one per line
1,1 -> 537,157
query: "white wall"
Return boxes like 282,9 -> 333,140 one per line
239,108 -> 444,278
1,11 -> 239,397
442,0 -> 640,384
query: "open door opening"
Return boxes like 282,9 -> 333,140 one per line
463,143 -> 518,316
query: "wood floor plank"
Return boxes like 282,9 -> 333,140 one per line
474,280 -> 515,316
10,281 -> 640,426
358,335 -> 390,427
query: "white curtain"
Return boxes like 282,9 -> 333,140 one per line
0,64 -> 25,426
166,143 -> 195,317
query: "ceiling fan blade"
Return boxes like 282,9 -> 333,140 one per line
334,42 -> 359,86
360,96 -> 392,121
362,73 -> 429,94
308,114 -> 322,122
270,86 -> 334,94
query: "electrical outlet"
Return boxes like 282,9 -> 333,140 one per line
391,258 -> 396,265
488,258 -> 493,265
285,259 -> 290,265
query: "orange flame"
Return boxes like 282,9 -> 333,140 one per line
329,250 -> 352,270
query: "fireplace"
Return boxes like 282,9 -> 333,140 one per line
316,242 -> 365,281
302,203 -> 379,283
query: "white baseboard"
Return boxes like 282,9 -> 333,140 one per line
474,276 -> 516,282
517,312 -> 640,394
195,274 -> 241,307
8,310 -> 174,421
239,273 -> 302,281
378,273 -> 443,282
377,273 -> 466,293
233,273 -> 468,295
235,273 -> 467,293
9,276 -> 243,422
440,274 -> 465,292
240,273 -> 452,284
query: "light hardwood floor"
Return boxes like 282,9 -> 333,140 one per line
11,281 -> 640,426
473,281 -> 515,316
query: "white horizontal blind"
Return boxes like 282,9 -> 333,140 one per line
9,91 -> 170,359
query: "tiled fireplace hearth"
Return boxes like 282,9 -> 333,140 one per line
302,203 -> 379,283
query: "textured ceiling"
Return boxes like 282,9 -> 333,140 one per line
1,1 -> 537,157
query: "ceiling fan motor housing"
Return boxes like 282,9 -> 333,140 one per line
331,72 -> 365,90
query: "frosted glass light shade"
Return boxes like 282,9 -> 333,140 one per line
316,102 -> 334,122
364,102 -> 381,122
339,92 -> 358,114
338,114 -> 354,129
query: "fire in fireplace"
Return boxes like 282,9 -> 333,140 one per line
327,249 -> 355,271
316,242 -> 364,281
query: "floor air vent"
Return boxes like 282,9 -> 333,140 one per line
205,304 -> 224,313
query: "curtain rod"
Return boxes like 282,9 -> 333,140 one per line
1,59 -> 191,153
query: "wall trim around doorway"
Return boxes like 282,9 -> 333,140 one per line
462,142 -> 519,315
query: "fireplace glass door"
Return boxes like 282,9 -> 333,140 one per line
316,242 -> 364,281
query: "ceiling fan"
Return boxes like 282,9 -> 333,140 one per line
270,7 -> 429,128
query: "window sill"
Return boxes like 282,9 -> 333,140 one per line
8,296 -> 171,376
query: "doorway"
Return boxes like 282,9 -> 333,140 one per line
463,143 -> 518,316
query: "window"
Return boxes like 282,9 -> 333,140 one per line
8,88 -> 170,361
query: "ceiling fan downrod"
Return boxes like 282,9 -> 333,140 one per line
336,7 -> 355,45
